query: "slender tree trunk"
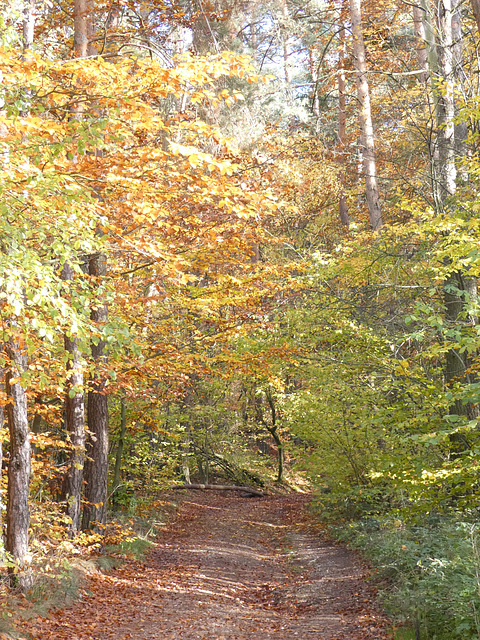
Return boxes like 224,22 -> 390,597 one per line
452,4 -> 468,178
434,0 -> 456,206
82,252 -> 109,531
5,336 -> 32,589
4,0 -> 35,592
338,17 -> 349,227
263,390 -> 284,483
309,47 -> 320,119
281,0 -> 291,87
349,0 -> 382,230
60,0 -> 96,533
419,1 -> 480,431
0,403 -> 3,537
60,263 -> 85,535
112,395 -> 126,509
412,5 -> 429,83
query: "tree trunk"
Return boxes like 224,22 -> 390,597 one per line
82,252 -> 109,531
309,47 -> 320,119
281,0 -> 291,88
0,402 -> 3,535
60,263 -> 86,535
421,1 -> 479,433
264,390 -> 284,483
60,0 -> 96,533
412,5 -> 429,83
4,0 -> 35,592
338,15 -> 349,227
349,0 -> 382,230
74,0 -> 95,58
111,395 -> 126,509
5,337 -> 32,590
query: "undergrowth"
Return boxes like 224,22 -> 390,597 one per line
312,489 -> 480,640
1,496 -> 179,638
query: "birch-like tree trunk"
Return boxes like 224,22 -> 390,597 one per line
338,15 -> 349,227
418,1 -> 479,430
349,0 -> 382,230
434,0 -> 456,205
281,0 -> 291,87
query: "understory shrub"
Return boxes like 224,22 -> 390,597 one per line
329,514 -> 480,640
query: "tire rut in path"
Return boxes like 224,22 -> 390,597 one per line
21,492 -> 389,640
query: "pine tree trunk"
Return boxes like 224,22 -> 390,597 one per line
82,252 -> 109,531
349,0 -> 382,230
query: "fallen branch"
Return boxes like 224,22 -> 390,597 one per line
170,483 -> 264,498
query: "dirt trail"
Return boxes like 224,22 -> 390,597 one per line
20,492 -> 389,640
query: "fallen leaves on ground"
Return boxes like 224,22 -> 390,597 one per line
17,492 -> 390,640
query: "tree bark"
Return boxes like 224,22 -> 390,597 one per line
111,395 -> 126,509
60,263 -> 86,535
349,0 -> 382,230
338,15 -> 349,227
82,251 -> 109,531
412,5 -> 429,83
281,0 -> 291,87
434,0 -> 456,206
420,1 -> 480,432
0,403 -> 3,535
4,0 -> 35,592
5,337 -> 32,589
74,0 -> 95,57
264,390 -> 284,483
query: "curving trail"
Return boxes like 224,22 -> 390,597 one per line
20,493 -> 389,640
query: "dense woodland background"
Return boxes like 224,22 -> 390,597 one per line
2,0 -> 480,637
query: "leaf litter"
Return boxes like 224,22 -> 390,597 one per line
16,492 -> 389,640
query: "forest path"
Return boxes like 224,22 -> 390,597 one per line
20,492 -> 389,640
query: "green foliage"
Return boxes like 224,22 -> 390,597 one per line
331,516 -> 480,640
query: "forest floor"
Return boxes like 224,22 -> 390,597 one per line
15,491 -> 390,640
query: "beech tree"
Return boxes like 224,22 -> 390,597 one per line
60,0 -> 94,535
349,0 -> 382,230
4,0 -> 36,590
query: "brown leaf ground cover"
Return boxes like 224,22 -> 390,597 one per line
16,492 -> 390,640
